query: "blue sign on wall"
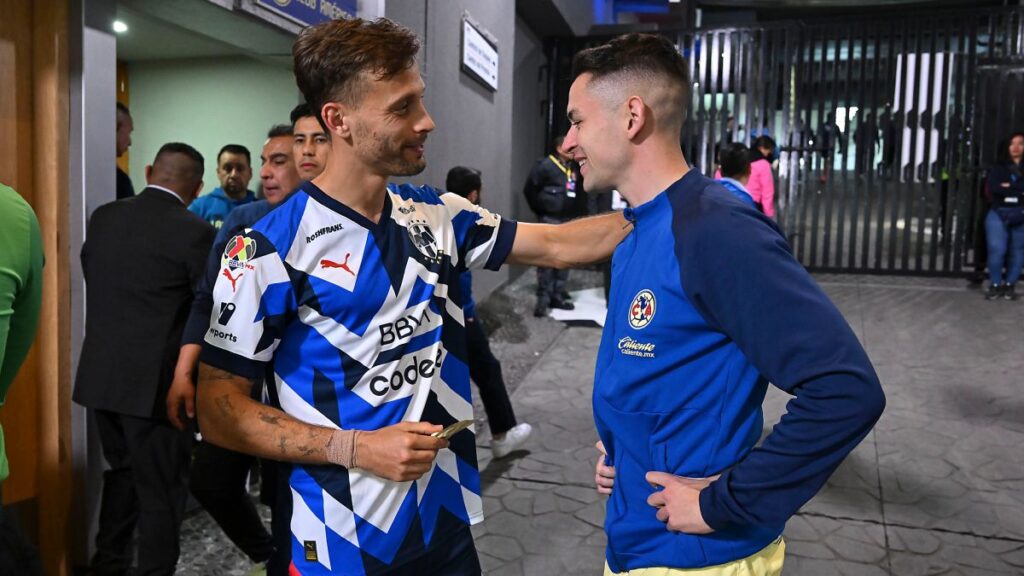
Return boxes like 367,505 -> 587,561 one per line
255,0 -> 356,27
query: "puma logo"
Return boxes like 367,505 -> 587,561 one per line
320,253 -> 355,276
222,268 -> 242,292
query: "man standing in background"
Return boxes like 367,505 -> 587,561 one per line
74,143 -> 214,576
445,166 -> 534,458
523,136 -> 577,317
0,182 -> 44,575
167,124 -> 305,570
116,102 -> 134,200
189,144 -> 256,229
291,103 -> 332,182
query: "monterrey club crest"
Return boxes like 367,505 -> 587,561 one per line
628,289 -> 656,329
222,235 -> 257,270
407,218 -> 442,263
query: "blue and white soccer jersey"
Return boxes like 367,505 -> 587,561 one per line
200,181 -> 517,575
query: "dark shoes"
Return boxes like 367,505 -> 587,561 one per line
549,299 -> 575,311
533,303 -> 547,317
1005,284 -> 1019,301
985,284 -> 1004,300
985,284 -> 1020,300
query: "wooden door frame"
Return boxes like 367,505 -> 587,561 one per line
0,0 -> 72,574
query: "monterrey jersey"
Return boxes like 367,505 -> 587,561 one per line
200,181 -> 517,575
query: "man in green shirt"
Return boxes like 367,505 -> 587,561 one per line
0,181 -> 44,574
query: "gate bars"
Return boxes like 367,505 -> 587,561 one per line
548,7 -> 1024,275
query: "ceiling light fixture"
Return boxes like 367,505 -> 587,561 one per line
112,20 -> 128,34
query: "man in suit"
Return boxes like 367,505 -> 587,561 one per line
73,142 -> 214,576
166,124 -> 304,568
116,102 -> 135,200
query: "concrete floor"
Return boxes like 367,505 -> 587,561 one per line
177,271 -> 1024,575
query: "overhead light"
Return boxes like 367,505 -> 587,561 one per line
112,20 -> 128,34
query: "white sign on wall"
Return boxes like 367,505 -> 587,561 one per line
461,17 -> 498,92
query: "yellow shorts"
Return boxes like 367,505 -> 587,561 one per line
603,537 -> 785,576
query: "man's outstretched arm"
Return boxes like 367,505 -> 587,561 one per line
507,211 -> 631,269
196,362 -> 448,481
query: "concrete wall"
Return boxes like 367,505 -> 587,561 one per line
386,0 -> 518,300
125,58 -> 298,197
551,0 -> 598,35
507,15 -> 551,283
511,17 -> 549,224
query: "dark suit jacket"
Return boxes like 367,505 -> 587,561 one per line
73,187 -> 214,418
116,166 -> 135,200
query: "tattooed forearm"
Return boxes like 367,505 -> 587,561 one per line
214,394 -> 235,418
200,364 -> 254,384
259,412 -> 282,426
197,361 -> 340,466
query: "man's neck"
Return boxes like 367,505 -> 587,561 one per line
312,154 -> 389,223
617,144 -> 690,208
223,188 -> 248,201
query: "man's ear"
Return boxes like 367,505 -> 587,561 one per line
468,190 -> 480,205
625,95 -> 647,141
144,164 -> 153,183
322,102 -> 352,139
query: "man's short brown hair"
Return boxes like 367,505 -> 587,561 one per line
292,18 -> 420,128
572,33 -> 690,126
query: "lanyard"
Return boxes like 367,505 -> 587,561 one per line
548,155 -> 573,180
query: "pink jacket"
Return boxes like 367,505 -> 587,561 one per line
714,158 -> 776,218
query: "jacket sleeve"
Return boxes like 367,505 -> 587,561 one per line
677,198 -> 885,530
522,161 -> 545,216
988,165 -> 1024,199
181,236 -> 221,346
756,161 -> 776,218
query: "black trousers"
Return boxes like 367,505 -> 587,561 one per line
189,440 -> 274,562
465,318 -> 516,435
0,483 -> 42,576
91,409 -> 191,576
535,267 -> 570,307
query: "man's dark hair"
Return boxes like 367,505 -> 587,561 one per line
718,143 -> 752,179
445,166 -> 482,198
217,144 -> 251,167
116,102 -> 131,127
268,124 -> 294,139
753,135 -> 776,152
290,103 -> 315,126
293,18 -> 420,129
153,142 -> 204,183
571,33 -> 689,124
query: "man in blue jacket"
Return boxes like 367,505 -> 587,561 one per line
189,144 -> 256,229
566,34 -> 886,575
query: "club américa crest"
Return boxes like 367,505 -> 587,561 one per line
628,289 -> 656,329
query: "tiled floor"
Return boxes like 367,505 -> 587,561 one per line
178,273 -> 1024,575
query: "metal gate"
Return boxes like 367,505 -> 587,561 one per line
548,7 -> 1024,275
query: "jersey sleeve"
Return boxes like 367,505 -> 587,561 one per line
199,229 -> 296,379
675,192 -> 885,530
440,192 -> 517,271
